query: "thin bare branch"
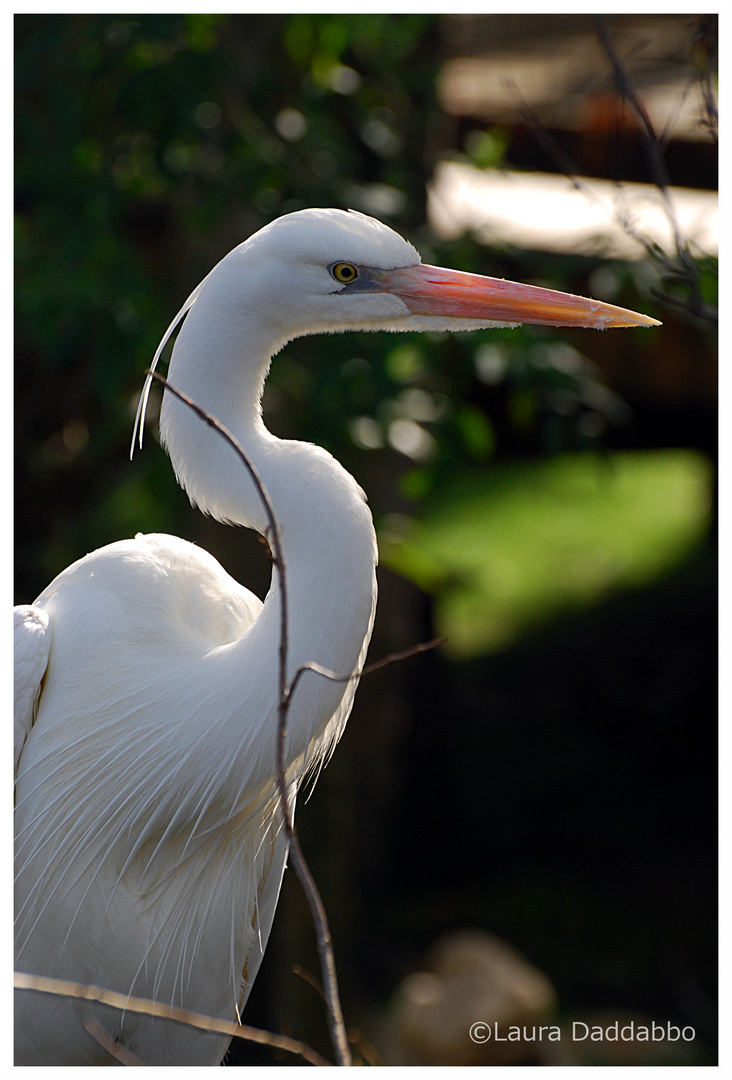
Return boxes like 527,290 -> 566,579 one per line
293,963 -> 327,1003
593,15 -> 712,322
347,1026 -> 383,1068
694,16 -> 718,142
510,23 -> 715,324
287,638 -> 445,706
15,972 -> 331,1067
148,371 -> 352,1066
83,1018 -> 145,1066
510,80 -> 669,267
593,17 -> 671,178
507,79 -> 597,201
648,288 -> 717,325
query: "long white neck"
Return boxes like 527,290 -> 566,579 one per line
159,277 -> 378,795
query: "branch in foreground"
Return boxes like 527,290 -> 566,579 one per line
83,1018 -> 145,1066
288,638 -> 446,705
148,371 -> 352,1065
140,374 -> 442,1065
14,972 -> 331,1067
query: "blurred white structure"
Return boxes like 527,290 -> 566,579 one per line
428,161 -> 718,261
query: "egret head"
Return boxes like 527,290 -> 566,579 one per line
138,206 -> 659,531
201,207 -> 660,340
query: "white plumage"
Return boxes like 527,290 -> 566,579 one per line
14,208 -> 657,1064
14,606 -> 51,772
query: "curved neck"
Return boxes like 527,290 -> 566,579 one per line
158,286 -> 378,798
159,276 -> 284,528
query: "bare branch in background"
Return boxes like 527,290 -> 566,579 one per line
693,17 -> 718,142
593,15 -> 716,324
508,20 -> 716,325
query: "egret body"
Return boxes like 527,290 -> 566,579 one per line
14,208 -> 657,1064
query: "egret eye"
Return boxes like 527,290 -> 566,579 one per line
331,262 -> 359,284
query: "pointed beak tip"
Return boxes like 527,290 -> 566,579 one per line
592,314 -> 661,330
613,313 -> 662,330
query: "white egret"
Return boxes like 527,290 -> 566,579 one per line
14,208 -> 658,1065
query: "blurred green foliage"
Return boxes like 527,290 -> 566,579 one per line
16,12 -> 674,603
15,12 -> 442,594
381,449 -> 713,655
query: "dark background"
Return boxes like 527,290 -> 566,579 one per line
15,14 -> 717,1065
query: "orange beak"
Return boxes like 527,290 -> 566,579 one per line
384,263 -> 660,329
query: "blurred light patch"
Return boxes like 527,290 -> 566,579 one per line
350,415 -> 383,449
41,420 -> 89,468
328,64 -> 361,95
195,101 -> 221,129
274,108 -> 307,142
380,450 -> 712,657
388,418 -> 436,461
344,181 -> 406,219
428,161 -> 717,259
439,54 -> 715,144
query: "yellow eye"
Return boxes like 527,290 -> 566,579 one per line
331,262 -> 358,284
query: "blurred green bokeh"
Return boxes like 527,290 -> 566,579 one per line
382,449 -> 713,656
